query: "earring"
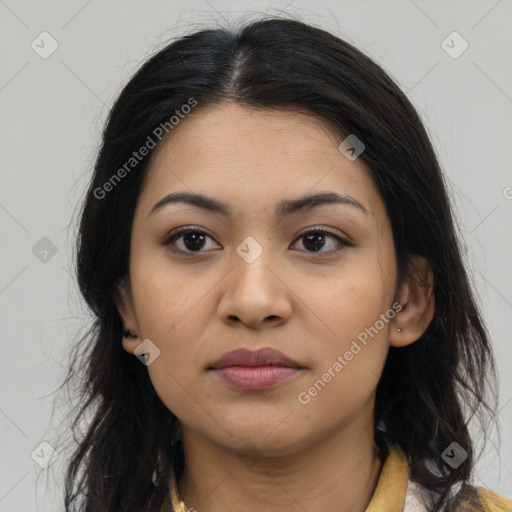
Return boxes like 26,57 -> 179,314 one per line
396,328 -> 402,332
123,330 -> 137,339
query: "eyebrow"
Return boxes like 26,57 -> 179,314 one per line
149,191 -> 369,218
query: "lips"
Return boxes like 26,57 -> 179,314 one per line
208,347 -> 305,390
208,347 -> 303,370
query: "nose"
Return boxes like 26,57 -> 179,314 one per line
216,246 -> 293,330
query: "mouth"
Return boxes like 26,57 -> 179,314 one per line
208,347 -> 304,370
207,347 -> 306,390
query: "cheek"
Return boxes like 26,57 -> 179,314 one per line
318,254 -> 394,336
128,249 -> 220,413
294,292 -> 391,428
130,246 -> 210,339
314,295 -> 391,382
304,252 -> 395,392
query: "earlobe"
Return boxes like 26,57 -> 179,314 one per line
121,330 -> 140,354
113,278 -> 140,354
390,255 -> 435,348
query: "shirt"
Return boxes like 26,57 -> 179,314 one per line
366,444 -> 512,511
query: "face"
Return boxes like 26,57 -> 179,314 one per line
117,101 -> 410,457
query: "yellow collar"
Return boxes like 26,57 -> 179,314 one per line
365,444 -> 409,512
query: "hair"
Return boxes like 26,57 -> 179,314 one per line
60,14 -> 500,512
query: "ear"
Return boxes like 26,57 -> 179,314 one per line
113,277 -> 140,354
389,255 -> 435,348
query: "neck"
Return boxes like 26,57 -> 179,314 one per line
174,415 -> 383,512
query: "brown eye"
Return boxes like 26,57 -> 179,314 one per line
163,227 -> 220,253
292,228 -> 349,254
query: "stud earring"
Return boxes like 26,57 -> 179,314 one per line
396,328 -> 402,332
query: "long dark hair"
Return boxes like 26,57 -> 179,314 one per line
60,14 -> 499,511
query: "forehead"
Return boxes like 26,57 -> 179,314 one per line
138,101 -> 382,219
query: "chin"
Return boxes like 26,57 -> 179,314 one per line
214,420 -> 311,459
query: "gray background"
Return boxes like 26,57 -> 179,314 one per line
1,0 -> 511,509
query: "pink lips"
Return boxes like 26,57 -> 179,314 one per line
209,347 -> 304,390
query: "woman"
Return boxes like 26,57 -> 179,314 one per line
62,15 -> 511,512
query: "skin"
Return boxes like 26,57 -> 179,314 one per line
116,101 -> 435,512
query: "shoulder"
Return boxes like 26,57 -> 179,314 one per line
457,487 -> 512,512
404,480 -> 511,512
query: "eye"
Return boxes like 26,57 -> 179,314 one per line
291,227 -> 350,254
162,226 -> 220,254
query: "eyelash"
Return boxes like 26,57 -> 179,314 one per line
161,225 -> 351,255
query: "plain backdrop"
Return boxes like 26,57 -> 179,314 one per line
1,0 -> 511,510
